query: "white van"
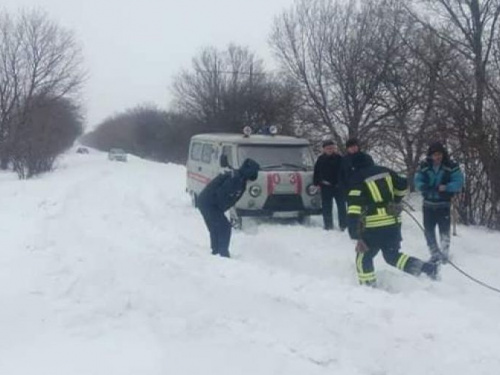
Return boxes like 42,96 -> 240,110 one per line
186,130 -> 321,226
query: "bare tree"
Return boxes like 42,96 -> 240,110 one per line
13,95 -> 83,178
270,0 -> 338,143
407,0 -> 500,227
172,44 -> 298,134
270,0 -> 404,148
0,9 -> 85,175
0,12 -> 20,169
372,6 -> 459,187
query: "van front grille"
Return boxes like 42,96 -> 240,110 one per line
263,194 -> 304,211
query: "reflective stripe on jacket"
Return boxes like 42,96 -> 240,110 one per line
347,166 -> 407,240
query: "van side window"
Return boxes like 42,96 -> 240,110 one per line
190,142 -> 203,161
222,145 -> 233,167
201,144 -> 214,164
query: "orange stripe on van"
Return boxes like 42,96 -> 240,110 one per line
294,172 -> 303,194
267,173 -> 274,195
187,171 -> 211,185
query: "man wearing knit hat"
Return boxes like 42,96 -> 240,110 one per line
340,138 -> 374,193
346,152 -> 438,286
313,140 -> 346,230
414,142 -> 464,265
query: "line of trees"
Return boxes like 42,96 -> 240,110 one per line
3,2 -> 498,228
80,105 -> 201,164
82,0 -> 500,228
172,44 -> 299,135
84,45 -> 301,163
269,0 -> 500,228
0,9 -> 85,178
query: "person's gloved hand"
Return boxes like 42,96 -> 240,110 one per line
387,202 -> 403,216
355,240 -> 369,253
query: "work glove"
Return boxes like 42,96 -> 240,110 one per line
355,240 -> 369,253
387,202 -> 403,216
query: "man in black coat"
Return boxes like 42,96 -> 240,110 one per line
340,138 -> 374,193
197,158 -> 260,258
313,140 -> 346,230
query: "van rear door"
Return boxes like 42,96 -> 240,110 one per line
187,141 -> 209,195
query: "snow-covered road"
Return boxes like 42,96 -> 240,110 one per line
1,151 -> 499,375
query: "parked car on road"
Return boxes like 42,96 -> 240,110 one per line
108,148 -> 127,162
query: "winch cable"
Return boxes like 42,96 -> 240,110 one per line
402,206 -> 500,295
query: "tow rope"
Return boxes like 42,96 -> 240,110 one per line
403,207 -> 500,295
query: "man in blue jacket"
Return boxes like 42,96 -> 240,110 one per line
414,142 -> 464,264
197,158 -> 260,258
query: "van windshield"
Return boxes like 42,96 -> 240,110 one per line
238,145 -> 314,171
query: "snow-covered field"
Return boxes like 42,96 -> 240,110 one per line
1,151 -> 499,375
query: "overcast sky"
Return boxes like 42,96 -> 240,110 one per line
2,0 -> 294,129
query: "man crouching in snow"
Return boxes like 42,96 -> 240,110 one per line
346,153 -> 437,287
197,158 -> 260,258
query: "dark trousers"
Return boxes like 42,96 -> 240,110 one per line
199,204 -> 231,258
320,185 -> 347,230
423,205 -> 451,262
356,227 -> 424,285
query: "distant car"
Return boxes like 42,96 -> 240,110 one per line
108,148 -> 127,162
76,147 -> 89,154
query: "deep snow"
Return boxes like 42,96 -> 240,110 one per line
1,151 -> 499,375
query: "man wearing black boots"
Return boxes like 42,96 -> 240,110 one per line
197,158 -> 260,258
313,140 -> 346,231
346,153 -> 438,286
414,142 -> 464,264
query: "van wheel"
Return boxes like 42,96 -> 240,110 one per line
297,215 -> 312,226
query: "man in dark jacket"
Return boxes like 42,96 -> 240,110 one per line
340,138 -> 374,194
313,140 -> 346,230
197,158 -> 260,258
346,153 -> 437,286
414,142 -> 464,264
